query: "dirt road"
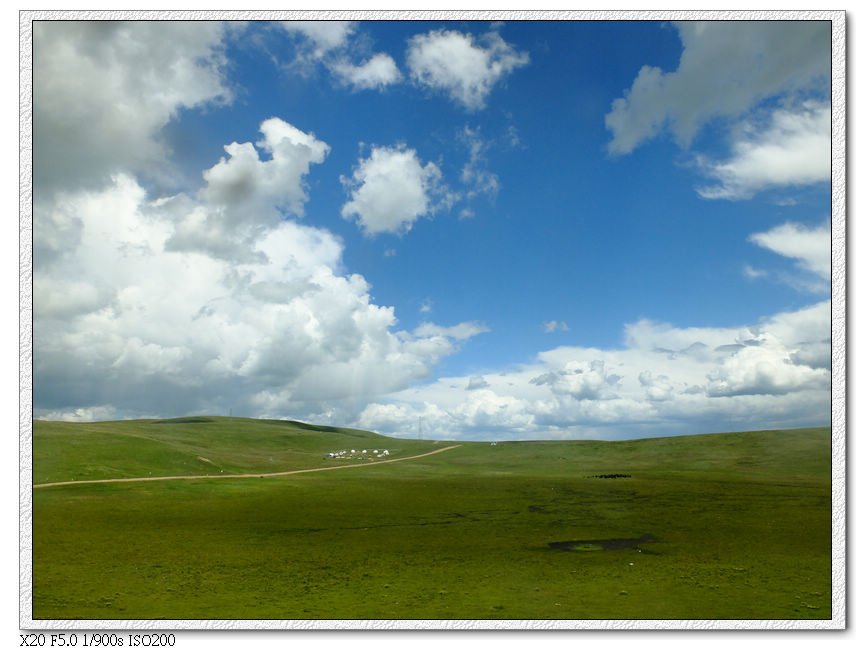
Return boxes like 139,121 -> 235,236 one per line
33,444 -> 462,489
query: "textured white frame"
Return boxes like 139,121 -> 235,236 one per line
18,9 -> 847,632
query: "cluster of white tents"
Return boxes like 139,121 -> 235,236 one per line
325,448 -> 390,460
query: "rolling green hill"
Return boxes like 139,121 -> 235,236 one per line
33,416 -> 440,485
32,418 -> 832,621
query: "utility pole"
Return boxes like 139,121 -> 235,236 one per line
418,416 -> 422,440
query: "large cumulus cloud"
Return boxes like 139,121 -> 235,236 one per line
605,21 -> 829,155
34,134 -> 485,421
605,21 -> 831,204
34,21 -> 232,195
32,20 -> 485,422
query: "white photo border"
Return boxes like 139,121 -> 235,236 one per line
18,8 -> 847,631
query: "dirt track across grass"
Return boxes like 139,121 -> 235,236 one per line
33,444 -> 462,489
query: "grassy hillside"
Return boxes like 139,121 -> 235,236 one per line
32,419 -> 832,621
33,416 -> 440,485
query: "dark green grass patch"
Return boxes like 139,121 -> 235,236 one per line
32,421 -> 831,620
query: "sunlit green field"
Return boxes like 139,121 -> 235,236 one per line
32,417 -> 832,620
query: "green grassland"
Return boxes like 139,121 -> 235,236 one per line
32,418 -> 832,620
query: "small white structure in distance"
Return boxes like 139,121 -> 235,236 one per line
324,448 -> 390,460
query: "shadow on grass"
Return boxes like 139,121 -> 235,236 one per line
548,533 -> 658,551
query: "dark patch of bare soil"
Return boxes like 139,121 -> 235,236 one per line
589,473 -> 632,479
548,533 -> 657,551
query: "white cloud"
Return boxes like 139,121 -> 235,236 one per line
531,360 -> 621,401
453,389 -> 535,431
331,53 -> 402,90
743,264 -> 768,280
341,145 -> 449,236
359,300 -> 830,440
202,118 -> 330,215
467,375 -> 490,390
34,126 -> 485,421
622,318 -> 749,356
357,402 -> 428,433
606,21 -> 829,155
543,320 -> 570,333
34,279 -> 108,320
278,21 -> 356,59
413,322 -> 490,341
748,220 -> 831,291
358,388 -> 535,437
760,300 -> 830,370
278,21 -> 402,94
164,117 -> 330,261
638,371 -> 675,402
705,332 -> 827,397
34,21 -> 231,195
460,126 -> 500,202
406,29 -> 529,111
37,406 -> 126,423
697,102 -> 830,200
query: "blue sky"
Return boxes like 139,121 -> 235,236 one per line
32,18 -> 833,440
